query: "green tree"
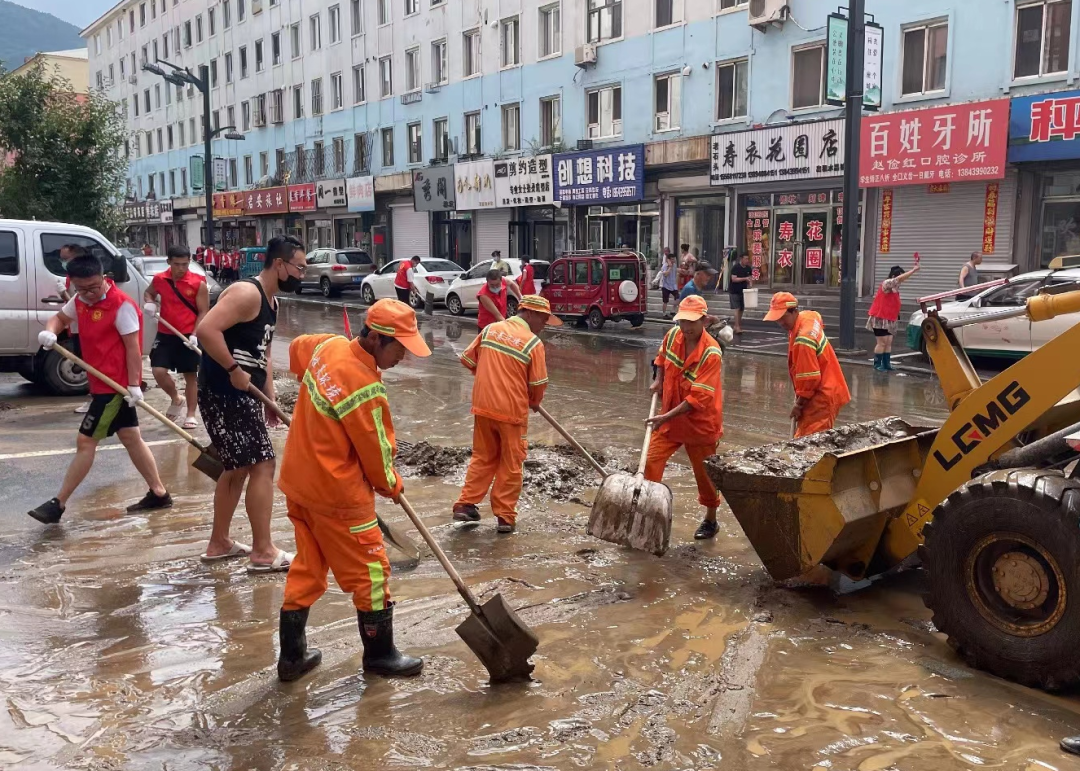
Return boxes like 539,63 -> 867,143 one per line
0,62 -> 128,234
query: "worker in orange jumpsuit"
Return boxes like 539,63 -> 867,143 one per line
764,291 -> 851,438
644,295 -> 725,540
276,299 -> 431,682
453,295 -> 560,533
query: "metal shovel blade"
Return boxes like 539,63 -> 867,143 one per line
454,593 -> 539,683
587,472 -> 673,556
191,444 -> 225,481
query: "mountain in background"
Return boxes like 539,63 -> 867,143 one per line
0,0 -> 84,70
8,0 -> 114,30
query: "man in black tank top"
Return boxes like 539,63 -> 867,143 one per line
195,235 -> 309,573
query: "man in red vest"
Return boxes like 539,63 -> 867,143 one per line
477,269 -> 522,331
28,254 -> 172,525
394,256 -> 420,304
144,244 -> 209,428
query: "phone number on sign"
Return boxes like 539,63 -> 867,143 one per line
958,166 -> 1002,178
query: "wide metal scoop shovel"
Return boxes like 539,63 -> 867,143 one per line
396,493 -> 538,682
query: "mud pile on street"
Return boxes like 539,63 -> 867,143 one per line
707,417 -> 920,479
273,377 -> 300,411
397,441 -> 472,476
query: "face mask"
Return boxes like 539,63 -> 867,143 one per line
489,284 -> 502,294
279,266 -> 302,293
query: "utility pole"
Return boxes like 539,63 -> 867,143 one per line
838,0 -> 865,351
199,64 -> 214,249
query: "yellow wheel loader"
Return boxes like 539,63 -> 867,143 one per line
708,260 -> 1080,690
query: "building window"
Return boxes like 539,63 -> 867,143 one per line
293,84 -> 304,118
405,48 -> 420,91
382,127 -> 395,166
539,4 -> 561,58
183,21 -> 192,47
295,144 -> 307,178
291,24 -> 302,58
162,33 -> 169,58
405,0 -> 419,15
541,95 -> 561,146
181,168 -> 188,194
502,17 -> 520,67
240,46 -> 249,78
352,0 -> 363,35
244,155 -> 253,185
331,72 -> 344,110
432,39 -> 448,84
155,83 -> 163,107
329,5 -> 341,43
502,103 -> 520,150
223,0 -> 231,28
271,88 -> 284,123
228,159 -> 238,188
255,95 -> 266,127
464,29 -> 481,77
314,141 -> 325,176
716,57 -> 748,120
144,89 -> 151,113
355,133 -> 370,172
311,77 -> 324,115
1014,0 -> 1071,79
178,121 -> 185,146
380,56 -> 393,97
167,125 -> 174,149
353,65 -> 366,103
96,71 -> 103,90
209,7 -> 217,35
140,2 -> 146,26
196,14 -> 203,42
655,0 -> 683,28
333,136 -> 346,173
465,111 -> 481,154
225,52 -> 234,83
272,32 -> 281,65
238,0 -> 246,22
310,15 -> 322,50
228,106 -> 236,130
719,0 -> 748,9
255,40 -> 264,72
588,0 -> 622,43
901,21 -> 948,95
260,151 -> 269,177
408,122 -> 422,163
588,84 -> 622,139
433,118 -> 449,160
654,72 -> 681,131
276,148 -> 286,176
791,43 -> 825,109
242,100 -> 251,131
378,0 -> 390,25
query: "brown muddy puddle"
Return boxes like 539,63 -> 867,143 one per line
2,311 -> 1078,769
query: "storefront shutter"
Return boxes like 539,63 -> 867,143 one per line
391,205 -> 430,260
873,170 -> 1017,300
474,209 -> 511,266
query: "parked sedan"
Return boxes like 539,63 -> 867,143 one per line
360,258 -> 465,307
296,248 -> 376,297
445,258 -> 549,316
907,268 -> 1080,359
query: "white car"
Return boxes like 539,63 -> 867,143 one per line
907,268 -> 1080,359
359,258 -> 465,308
444,258 -> 549,316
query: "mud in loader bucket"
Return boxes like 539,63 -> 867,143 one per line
705,419 -> 938,581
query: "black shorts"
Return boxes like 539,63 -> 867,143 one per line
395,286 -> 411,303
150,333 -> 200,374
872,327 -> 893,337
661,287 -> 677,303
79,394 -> 139,440
198,387 -> 275,471
729,293 -> 745,311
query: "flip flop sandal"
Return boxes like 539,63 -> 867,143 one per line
165,402 -> 184,420
182,416 -> 199,429
200,541 -> 252,563
247,550 -> 293,574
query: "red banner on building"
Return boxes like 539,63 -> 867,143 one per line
983,182 -> 1000,254
878,189 -> 893,253
860,99 -> 1010,188
288,183 -> 317,212
212,192 -> 245,217
243,186 -> 289,215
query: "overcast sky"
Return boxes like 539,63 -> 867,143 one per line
14,0 -> 117,29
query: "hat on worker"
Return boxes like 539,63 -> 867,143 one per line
763,291 -> 800,321
517,294 -> 563,326
365,299 -> 432,356
673,294 -> 709,322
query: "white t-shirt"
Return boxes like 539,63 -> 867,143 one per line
62,287 -> 140,337
405,267 -> 415,283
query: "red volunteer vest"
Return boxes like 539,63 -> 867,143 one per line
74,284 -> 143,395
518,265 -> 536,295
394,261 -> 412,289
477,280 -> 508,330
868,281 -> 902,322
152,269 -> 204,335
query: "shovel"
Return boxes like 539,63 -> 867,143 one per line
396,493 -> 538,682
52,344 -> 224,480
245,383 -> 422,566
153,314 -> 201,352
585,393 -> 673,556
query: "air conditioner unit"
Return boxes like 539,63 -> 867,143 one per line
575,44 -> 597,68
128,74 -> 138,85
576,139 -> 593,151
748,0 -> 788,30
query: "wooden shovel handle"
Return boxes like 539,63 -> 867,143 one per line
637,392 -> 660,476
246,384 -> 291,426
396,493 -> 483,616
155,315 -> 200,352
534,404 -> 607,479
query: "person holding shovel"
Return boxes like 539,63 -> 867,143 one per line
275,299 -> 431,681
28,253 -> 172,524
644,295 -> 725,540
453,295 -> 560,533
143,244 -> 208,429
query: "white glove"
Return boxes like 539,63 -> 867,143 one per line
38,330 -> 57,349
187,334 -> 200,350
55,277 -> 68,295
143,302 -> 158,317
125,386 -> 144,406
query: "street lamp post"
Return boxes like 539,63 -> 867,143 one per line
838,0 -> 866,351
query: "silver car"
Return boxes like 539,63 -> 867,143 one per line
297,248 -> 377,297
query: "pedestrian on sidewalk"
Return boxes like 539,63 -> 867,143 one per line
958,251 -> 983,300
517,254 -> 537,295
394,255 -> 420,304
453,295 -> 560,533
644,295 -> 725,540
28,254 -> 172,525
659,249 -> 678,318
275,299 -> 432,682
679,262 -> 718,300
477,269 -> 523,331
728,253 -> 754,334
195,235 -> 307,573
144,244 -> 208,428
764,292 -> 851,438
866,262 -> 920,372
677,244 -> 695,290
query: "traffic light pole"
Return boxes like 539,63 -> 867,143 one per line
839,0 -> 865,351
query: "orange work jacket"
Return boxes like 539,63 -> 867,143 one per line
788,310 -> 851,412
460,315 -> 548,426
653,326 -> 724,446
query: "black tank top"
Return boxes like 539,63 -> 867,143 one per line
200,278 -> 277,392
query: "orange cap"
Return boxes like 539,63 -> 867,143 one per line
673,294 -> 709,322
365,299 -> 432,356
763,291 -> 799,321
517,294 -> 563,326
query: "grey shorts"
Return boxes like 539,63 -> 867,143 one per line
198,388 -> 275,471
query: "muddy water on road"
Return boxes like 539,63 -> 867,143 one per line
1,306 -> 1077,770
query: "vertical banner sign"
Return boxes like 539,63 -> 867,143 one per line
191,156 -> 205,192
213,157 -> 228,191
983,182 -> 1000,254
826,14 -> 848,106
878,189 -> 894,253
863,23 -> 884,111
744,209 -> 769,282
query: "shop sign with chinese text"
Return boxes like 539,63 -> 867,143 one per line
745,209 -> 769,281
710,120 -> 844,185
860,99 -> 1009,187
288,183 -> 317,213
878,189 -> 894,253
553,144 -> 644,205
494,154 -> 554,207
825,15 -> 883,110
983,182 -> 1000,254
455,159 -> 496,209
1008,88 -> 1080,162
413,166 -> 456,212
212,192 -> 245,217
317,179 -> 348,209
243,186 -> 289,215
347,176 -> 375,212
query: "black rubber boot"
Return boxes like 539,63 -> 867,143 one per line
358,604 -> 423,677
1062,737 -> 1080,756
277,607 -> 322,682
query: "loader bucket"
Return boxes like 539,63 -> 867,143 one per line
705,419 -> 938,581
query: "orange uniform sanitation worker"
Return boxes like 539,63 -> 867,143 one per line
275,299 -> 431,683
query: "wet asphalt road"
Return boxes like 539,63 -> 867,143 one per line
0,306 -> 1076,770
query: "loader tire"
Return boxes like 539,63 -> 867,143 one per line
921,468 -> 1080,690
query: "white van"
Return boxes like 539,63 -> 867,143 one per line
0,219 -> 155,395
